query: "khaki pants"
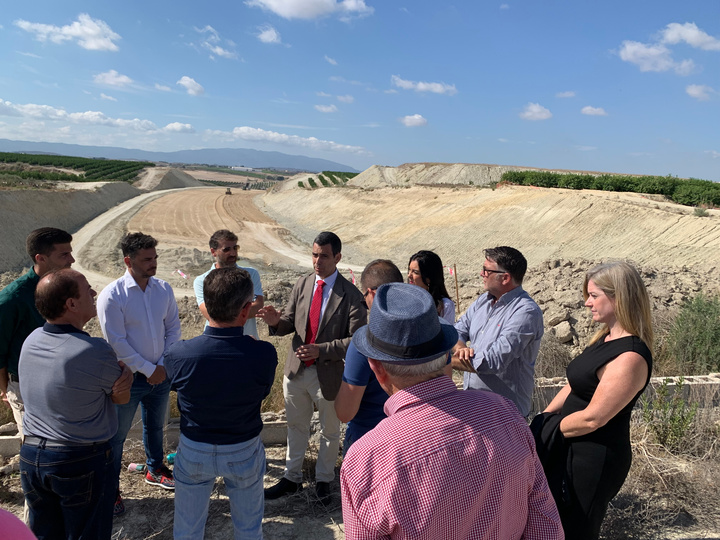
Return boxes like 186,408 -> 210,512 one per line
7,380 -> 29,524
282,366 -> 340,484
6,380 -> 24,438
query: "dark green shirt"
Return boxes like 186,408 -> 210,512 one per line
0,267 -> 44,375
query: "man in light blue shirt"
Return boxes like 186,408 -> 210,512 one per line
194,229 -> 264,339
452,246 -> 543,418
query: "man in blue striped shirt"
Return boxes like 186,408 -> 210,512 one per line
452,246 -> 543,417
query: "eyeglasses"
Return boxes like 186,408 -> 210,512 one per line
362,287 -> 377,309
220,245 -> 239,253
481,266 -> 507,277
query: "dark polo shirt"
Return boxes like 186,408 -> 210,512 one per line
164,326 -> 278,445
0,268 -> 44,377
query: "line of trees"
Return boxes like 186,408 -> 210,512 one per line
0,152 -> 154,182
500,171 -> 720,207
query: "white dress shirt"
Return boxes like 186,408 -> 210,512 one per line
97,270 -> 181,377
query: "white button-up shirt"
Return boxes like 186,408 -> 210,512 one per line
97,270 -> 181,377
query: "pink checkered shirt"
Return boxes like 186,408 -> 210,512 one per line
340,376 -> 563,540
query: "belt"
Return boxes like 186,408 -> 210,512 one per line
9,373 -> 19,383
23,436 -> 108,448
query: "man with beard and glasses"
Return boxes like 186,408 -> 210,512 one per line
194,229 -> 264,339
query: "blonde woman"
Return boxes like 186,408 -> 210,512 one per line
533,261 -> 653,540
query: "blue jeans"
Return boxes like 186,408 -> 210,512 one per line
19,440 -> 114,540
173,434 -> 265,540
110,373 -> 170,489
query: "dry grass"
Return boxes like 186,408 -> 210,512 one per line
602,406 -> 720,539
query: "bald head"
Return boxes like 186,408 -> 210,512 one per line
36,269 -> 96,326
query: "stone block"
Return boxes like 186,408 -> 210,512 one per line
0,435 -> 21,457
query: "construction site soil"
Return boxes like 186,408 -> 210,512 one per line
1,165 -> 720,539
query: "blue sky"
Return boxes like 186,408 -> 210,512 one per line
0,1 -> 718,179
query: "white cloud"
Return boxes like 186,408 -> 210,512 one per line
177,76 -> 205,96
155,83 -> 171,92
93,70 -> 133,87
576,145 -> 597,151
195,25 -> 237,59
257,24 -> 282,44
0,99 -> 23,117
0,98 -> 157,130
100,93 -> 117,102
519,103 -> 552,121
618,41 -> 694,75
14,13 -> 121,51
556,90 -> 575,98
337,94 -> 354,103
500,4 -> 509,9
660,22 -> 720,51
400,114 -> 427,127
391,75 -> 457,95
686,84 -> 715,101
315,104 -> 338,113
316,91 -> 332,97
706,150 -> 720,159
208,125 -> 366,153
18,51 -> 42,58
245,0 -> 373,20
324,55 -> 338,65
163,122 -> 195,133
617,22 -> 719,76
498,138 -> 508,143
581,106 -> 608,116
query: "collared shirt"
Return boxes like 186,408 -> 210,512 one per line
341,376 -> 563,540
193,263 -> 264,339
312,269 -> 338,320
97,270 -> 181,377
164,325 -> 277,445
0,267 -> 44,375
19,323 -> 121,443
454,286 -> 543,417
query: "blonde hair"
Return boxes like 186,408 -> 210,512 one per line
583,261 -> 654,354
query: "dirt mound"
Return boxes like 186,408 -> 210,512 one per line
133,167 -> 205,191
347,162 -> 627,188
0,182 -> 141,272
259,183 -> 720,274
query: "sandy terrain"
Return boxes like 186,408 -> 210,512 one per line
259,182 -> 720,275
3,166 -> 720,539
183,169 -> 260,184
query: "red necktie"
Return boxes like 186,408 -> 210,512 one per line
306,279 -> 325,349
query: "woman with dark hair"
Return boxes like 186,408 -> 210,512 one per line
407,250 -> 455,324
533,261 -> 653,540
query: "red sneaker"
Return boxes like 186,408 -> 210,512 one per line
145,465 -> 175,490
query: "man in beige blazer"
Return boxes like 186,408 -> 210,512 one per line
258,231 -> 366,504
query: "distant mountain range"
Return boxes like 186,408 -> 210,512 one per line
0,138 -> 360,173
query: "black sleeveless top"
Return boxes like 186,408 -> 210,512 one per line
561,335 -> 652,445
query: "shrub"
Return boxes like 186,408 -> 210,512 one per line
297,181 -> 305,189
663,293 -> 720,374
642,377 -> 699,453
694,206 -> 710,217
318,174 -> 330,187
500,170 -> 720,208
308,177 -> 317,188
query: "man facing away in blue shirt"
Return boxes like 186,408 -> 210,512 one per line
451,246 -> 544,418
334,259 -> 403,454
165,267 -> 278,540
